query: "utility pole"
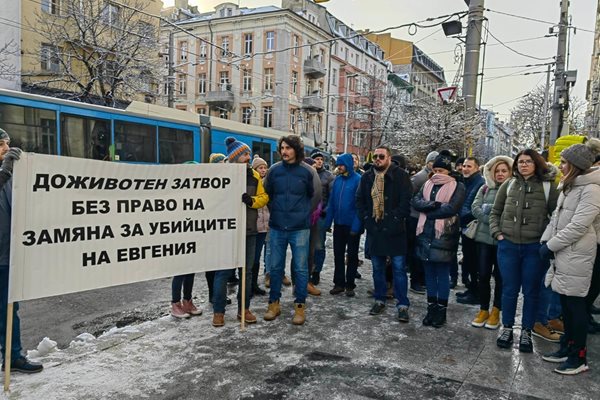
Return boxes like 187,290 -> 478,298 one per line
462,0 -> 485,112
541,64 -> 552,149
549,0 -> 569,146
167,31 -> 175,108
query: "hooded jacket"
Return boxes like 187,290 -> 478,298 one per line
542,168 -> 600,297
489,163 -> 559,244
471,155 -> 513,245
324,154 -> 361,232
245,166 -> 269,235
316,165 -> 334,208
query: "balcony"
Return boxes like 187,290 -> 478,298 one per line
303,58 -> 326,79
205,86 -> 235,110
302,93 -> 324,112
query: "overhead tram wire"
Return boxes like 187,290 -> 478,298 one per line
483,25 -> 554,61
485,8 -> 595,34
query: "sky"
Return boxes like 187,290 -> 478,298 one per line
163,0 -> 598,120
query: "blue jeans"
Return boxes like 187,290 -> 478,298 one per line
171,273 -> 195,303
537,261 -> 562,324
0,265 -> 22,362
371,255 -> 409,308
497,239 -> 545,330
424,261 -> 451,302
213,235 -> 256,313
268,228 -> 310,304
313,218 -> 327,273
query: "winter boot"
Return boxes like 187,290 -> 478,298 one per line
237,309 -> 257,324
307,282 -> 321,296
171,302 -> 190,319
423,303 -> 437,327
432,305 -> 447,328
212,313 -> 225,327
264,273 -> 270,288
471,309 -> 489,328
181,299 -> 202,316
485,307 -> 501,330
292,303 -> 306,325
264,300 -> 281,321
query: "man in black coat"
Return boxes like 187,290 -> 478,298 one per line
356,145 -> 412,322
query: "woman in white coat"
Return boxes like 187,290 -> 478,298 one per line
540,138 -> 600,375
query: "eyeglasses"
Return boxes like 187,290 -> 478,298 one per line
518,160 -> 534,165
374,154 -> 387,160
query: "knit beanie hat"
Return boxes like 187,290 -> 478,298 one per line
432,154 -> 453,172
425,151 -> 439,164
209,153 -> 226,164
0,128 -> 9,141
455,157 -> 465,166
311,151 -> 324,160
252,156 -> 267,170
561,138 -> 600,170
225,136 -> 251,163
304,158 -> 316,166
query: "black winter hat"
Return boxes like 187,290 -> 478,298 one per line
432,154 -> 453,172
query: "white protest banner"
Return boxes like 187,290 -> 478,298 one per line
8,153 -> 246,302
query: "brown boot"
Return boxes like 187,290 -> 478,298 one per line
292,303 -> 306,325
264,301 -> 281,321
282,275 -> 292,286
212,313 -> 225,327
265,273 -> 270,288
307,283 -> 321,296
548,318 -> 564,334
237,309 -> 257,324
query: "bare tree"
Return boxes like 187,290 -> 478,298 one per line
0,40 -> 18,80
509,85 -> 551,148
566,95 -> 587,134
24,0 -> 162,106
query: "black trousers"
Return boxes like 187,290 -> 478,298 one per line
561,294 -> 589,353
407,216 -> 425,286
476,242 -> 501,310
333,225 -> 360,289
461,234 -> 479,293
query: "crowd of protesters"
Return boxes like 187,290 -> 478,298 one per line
2,125 -> 600,377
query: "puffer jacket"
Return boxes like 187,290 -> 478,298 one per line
489,164 -> 559,244
471,155 -> 513,245
412,177 -> 466,263
324,154 -> 361,232
542,168 -> 600,297
264,159 -> 321,231
245,166 -> 269,235
257,206 -> 270,233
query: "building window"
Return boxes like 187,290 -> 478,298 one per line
221,37 -> 229,57
266,31 -> 275,52
219,109 -> 229,119
219,71 -> 230,90
242,107 -> 252,124
293,35 -> 299,56
199,42 -> 207,60
198,73 -> 207,94
244,33 -> 253,55
243,70 -> 252,92
291,71 -> 298,94
319,49 -> 325,63
178,74 -> 186,95
179,42 -> 188,62
264,68 -> 273,91
290,110 -> 296,131
101,3 -> 120,26
263,106 -> 273,128
40,44 -> 60,72
331,68 -> 338,86
227,7 -> 233,16
42,0 -> 60,15
197,107 -> 206,115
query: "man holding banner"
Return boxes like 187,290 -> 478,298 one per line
211,137 -> 268,327
0,128 -> 43,373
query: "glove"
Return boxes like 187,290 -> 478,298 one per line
241,193 -> 253,207
481,204 -> 492,215
0,147 -> 22,174
539,243 -> 554,261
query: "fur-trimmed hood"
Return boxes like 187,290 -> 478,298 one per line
483,155 -> 514,189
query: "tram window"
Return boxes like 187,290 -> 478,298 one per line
158,127 -> 193,164
252,141 -> 271,164
0,103 -> 57,154
61,114 -> 110,161
114,121 -> 156,162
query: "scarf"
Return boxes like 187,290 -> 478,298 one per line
416,173 -> 457,239
371,169 -> 386,222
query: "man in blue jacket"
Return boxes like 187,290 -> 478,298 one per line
325,154 -> 362,297
263,136 -> 320,325
457,156 -> 485,305
356,146 -> 413,322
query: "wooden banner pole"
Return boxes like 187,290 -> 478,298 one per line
4,302 -> 14,392
240,266 -> 246,331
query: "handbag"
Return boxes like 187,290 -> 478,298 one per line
464,219 -> 479,239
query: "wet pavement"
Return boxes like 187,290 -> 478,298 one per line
9,235 -> 600,399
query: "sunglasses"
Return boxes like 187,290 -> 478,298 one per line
374,154 -> 387,160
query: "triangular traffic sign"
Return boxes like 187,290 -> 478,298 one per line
437,86 -> 458,104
